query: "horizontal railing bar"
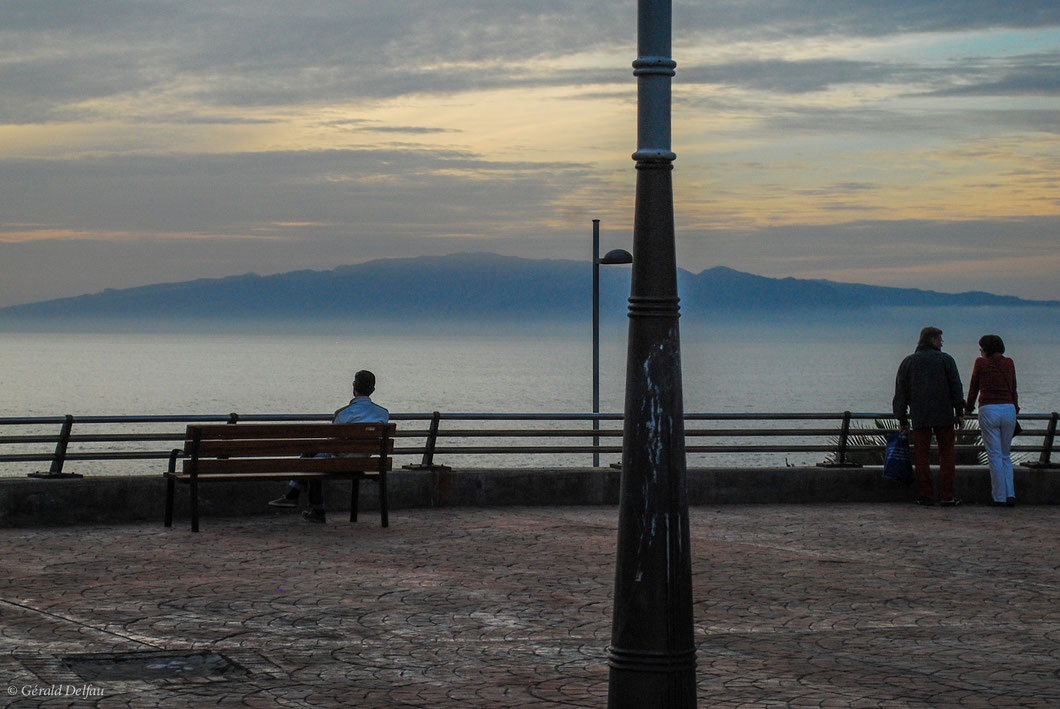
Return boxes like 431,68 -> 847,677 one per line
432,428 -> 847,438
0,415 -> 238,425
419,444 -> 1023,455
432,413 -> 858,421
0,412 -> 891,425
0,413 -> 429,426
161,428 -> 1012,438
0,428 -> 1050,444
0,436 -> 64,444
66,452 -> 179,461
0,417 -> 71,426
67,434 -> 186,443
0,446 -> 1049,465
2,411 -> 1056,426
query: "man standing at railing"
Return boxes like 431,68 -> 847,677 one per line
893,327 -> 965,507
267,370 -> 389,523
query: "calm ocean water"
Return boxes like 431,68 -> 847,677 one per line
1,310 -> 1056,473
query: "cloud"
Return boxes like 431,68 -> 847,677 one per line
679,59 -> 912,93
0,148 -> 597,238
0,0 -> 1057,307
6,2 -> 1054,122
364,125 -> 461,135
915,52 -> 1060,97
675,1 -> 1060,39
0,1 -> 636,122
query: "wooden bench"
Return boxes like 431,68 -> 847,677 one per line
164,422 -> 395,532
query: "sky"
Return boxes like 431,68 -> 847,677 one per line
1,0 -> 1058,308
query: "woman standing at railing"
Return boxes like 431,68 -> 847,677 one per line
965,334 -> 1019,507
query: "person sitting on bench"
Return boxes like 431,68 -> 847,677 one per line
268,370 -> 389,523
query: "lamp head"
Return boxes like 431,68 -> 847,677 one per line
599,249 -> 633,265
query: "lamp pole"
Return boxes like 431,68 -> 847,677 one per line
607,0 -> 696,706
593,219 -> 632,467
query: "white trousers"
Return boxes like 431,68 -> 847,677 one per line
978,404 -> 1017,502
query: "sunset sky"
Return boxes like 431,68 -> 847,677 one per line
1,1 -> 1058,307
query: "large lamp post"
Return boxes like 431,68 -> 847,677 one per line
607,0 -> 696,707
593,218 -> 632,467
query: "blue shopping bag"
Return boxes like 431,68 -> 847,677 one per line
882,433 -> 914,484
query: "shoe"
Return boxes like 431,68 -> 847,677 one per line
302,510 -> 326,524
939,498 -> 962,507
1006,497 -> 1016,507
268,496 -> 298,508
991,500 -> 1005,507
915,497 -> 934,506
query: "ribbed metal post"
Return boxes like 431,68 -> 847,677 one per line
607,0 -> 696,706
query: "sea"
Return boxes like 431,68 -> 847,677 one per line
1,308 -> 1057,474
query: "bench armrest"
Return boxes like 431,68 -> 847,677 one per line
167,448 -> 184,475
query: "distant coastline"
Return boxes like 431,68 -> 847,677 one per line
0,252 -> 1056,332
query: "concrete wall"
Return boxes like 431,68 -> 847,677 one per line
1,466 -> 1057,528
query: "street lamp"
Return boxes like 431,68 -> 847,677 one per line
593,218 -> 632,468
607,0 -> 696,706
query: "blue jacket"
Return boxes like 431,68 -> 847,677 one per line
333,396 -> 389,424
893,345 -> 964,429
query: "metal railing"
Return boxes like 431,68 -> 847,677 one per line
1,411 -> 1057,477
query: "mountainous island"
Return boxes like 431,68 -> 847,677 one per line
0,252 -> 1055,331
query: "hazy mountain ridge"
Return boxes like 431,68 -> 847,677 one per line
0,253 -> 1055,325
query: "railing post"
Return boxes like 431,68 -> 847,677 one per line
215,413 -> 239,461
1023,411 -> 1058,469
49,415 -> 75,475
593,412 -> 601,468
836,411 -> 852,466
29,415 -> 85,478
423,411 -> 441,467
402,411 -> 449,471
816,411 -> 861,468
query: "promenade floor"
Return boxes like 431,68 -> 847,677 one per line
1,504 -> 1057,708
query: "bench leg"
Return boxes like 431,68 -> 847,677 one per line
379,474 -> 389,528
350,479 -> 360,523
190,476 -> 199,533
164,476 -> 175,528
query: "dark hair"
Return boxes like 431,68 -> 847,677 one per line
353,370 -> 376,396
978,334 -> 1005,356
917,326 -> 943,347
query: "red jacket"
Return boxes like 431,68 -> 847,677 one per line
966,354 -> 1018,412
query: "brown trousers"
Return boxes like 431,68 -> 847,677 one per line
912,425 -> 956,501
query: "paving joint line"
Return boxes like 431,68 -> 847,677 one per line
0,597 -> 167,650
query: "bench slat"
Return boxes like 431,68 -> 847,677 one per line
169,471 -> 381,481
184,457 -> 390,475
193,439 -> 392,457
186,423 -> 394,442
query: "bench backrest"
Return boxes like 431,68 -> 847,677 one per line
182,423 -> 395,476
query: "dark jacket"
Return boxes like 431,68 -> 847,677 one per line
893,345 -> 964,429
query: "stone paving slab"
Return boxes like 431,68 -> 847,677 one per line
0,504 -> 1057,707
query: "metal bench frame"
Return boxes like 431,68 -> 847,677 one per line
164,422 -> 394,532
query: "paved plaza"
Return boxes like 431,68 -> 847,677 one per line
1,504 -> 1057,707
